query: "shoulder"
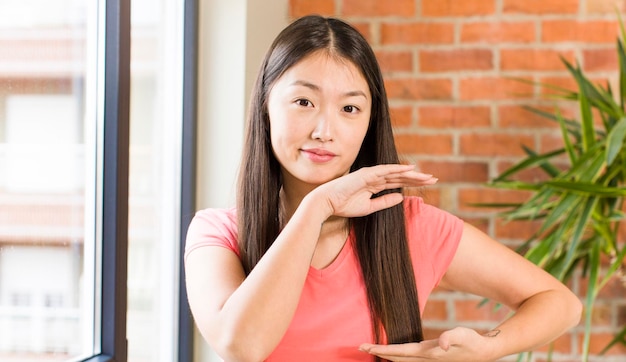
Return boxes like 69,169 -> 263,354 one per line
402,195 -> 464,250
189,207 -> 238,230
185,207 -> 240,258
402,196 -> 465,294
403,196 -> 460,223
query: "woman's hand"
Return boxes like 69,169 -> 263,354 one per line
312,164 -> 437,219
359,327 -> 498,362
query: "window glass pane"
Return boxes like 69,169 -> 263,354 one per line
0,1 -> 97,361
127,0 -> 184,360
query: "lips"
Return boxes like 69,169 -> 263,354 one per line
301,148 -> 336,162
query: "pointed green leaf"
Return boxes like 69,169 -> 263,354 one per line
561,59 -> 597,150
606,117 -> 626,165
581,242 -> 601,359
558,110 -> 578,164
545,181 -> 626,197
537,193 -> 582,235
492,148 -> 564,181
556,197 -> 597,279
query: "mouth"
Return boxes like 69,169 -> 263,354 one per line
301,148 -> 336,162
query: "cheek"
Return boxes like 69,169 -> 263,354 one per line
268,113 -> 298,156
349,116 -> 371,148
269,108 -> 307,142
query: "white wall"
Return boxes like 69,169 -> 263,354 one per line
194,0 -> 289,360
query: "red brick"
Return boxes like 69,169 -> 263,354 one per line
537,76 -> 579,95
385,78 -> 453,100
289,0 -> 335,17
465,218 -> 490,234
459,132 -> 536,156
404,187 -> 442,208
422,0 -> 496,17
461,21 -> 536,43
578,332 -> 626,355
351,22 -> 372,43
618,303 -> 626,326
498,104 -> 562,129
343,0 -> 415,17
375,50 -> 413,73
495,159 -> 569,183
494,218 -> 543,240
417,160 -> 489,183
619,223 -> 626,247
501,49 -> 576,71
390,106 -> 413,127
454,299 -> 511,322
543,20 -> 620,43
458,188 -> 533,212
419,105 -> 491,128
539,132 -> 569,154
421,299 -> 448,321
536,333 -> 574,354
381,22 -> 455,45
504,0 -> 579,14
420,49 -> 493,72
394,134 -> 454,155
459,77 -> 535,100
585,0 -> 626,14
422,327 -> 447,340
597,276 -> 626,299
591,302 -> 613,326
583,48 -> 619,71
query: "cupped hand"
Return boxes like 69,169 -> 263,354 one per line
359,327 -> 498,362
314,164 -> 437,219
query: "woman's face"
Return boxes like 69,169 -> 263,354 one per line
267,51 -> 372,191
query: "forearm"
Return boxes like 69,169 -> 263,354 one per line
485,289 -> 582,360
212,192 -> 331,361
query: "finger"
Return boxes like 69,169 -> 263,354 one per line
359,340 -> 439,357
396,170 -> 435,180
384,171 -> 437,183
368,192 -> 404,212
383,177 -> 438,188
438,327 -> 471,351
365,164 -> 416,179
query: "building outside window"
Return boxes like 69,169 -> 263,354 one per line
0,0 -> 193,361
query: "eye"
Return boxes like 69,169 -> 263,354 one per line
343,105 -> 359,114
296,99 -> 312,107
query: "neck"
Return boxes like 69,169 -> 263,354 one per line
279,186 -> 348,235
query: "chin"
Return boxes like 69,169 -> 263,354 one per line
298,172 -> 341,187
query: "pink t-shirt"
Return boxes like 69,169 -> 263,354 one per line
185,196 -> 463,361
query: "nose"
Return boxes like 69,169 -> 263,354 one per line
311,110 -> 333,142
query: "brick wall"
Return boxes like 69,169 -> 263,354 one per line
290,0 -> 626,361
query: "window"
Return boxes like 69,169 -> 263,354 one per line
0,0 -> 196,361
0,0 -> 97,359
126,0 -> 196,360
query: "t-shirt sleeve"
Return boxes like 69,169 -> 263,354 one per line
404,197 -> 464,310
184,207 -> 240,263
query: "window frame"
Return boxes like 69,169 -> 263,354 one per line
178,0 -> 198,360
82,0 -> 197,360
94,0 -> 130,360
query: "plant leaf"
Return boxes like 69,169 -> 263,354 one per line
492,148 -> 565,182
562,59 -> 596,151
581,242 -> 601,359
556,197 -> 597,279
545,180 -> 626,197
606,116 -> 626,165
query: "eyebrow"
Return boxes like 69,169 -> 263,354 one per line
290,80 -> 368,99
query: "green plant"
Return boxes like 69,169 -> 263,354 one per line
479,20 -> 626,361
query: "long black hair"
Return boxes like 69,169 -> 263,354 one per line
237,14 -> 423,349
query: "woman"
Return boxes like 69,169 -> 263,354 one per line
184,15 -> 582,362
